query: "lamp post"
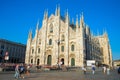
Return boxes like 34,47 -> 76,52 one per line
56,39 -> 60,68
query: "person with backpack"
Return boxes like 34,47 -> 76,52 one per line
92,64 -> 95,75
19,64 -> 25,79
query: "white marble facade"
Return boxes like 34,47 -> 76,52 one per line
25,6 -> 112,67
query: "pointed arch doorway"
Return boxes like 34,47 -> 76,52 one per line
71,58 -> 75,66
61,58 -> 64,65
37,59 -> 40,65
47,55 -> 52,65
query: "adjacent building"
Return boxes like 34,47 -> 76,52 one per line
113,60 -> 120,67
0,39 -> 26,63
25,6 -> 112,67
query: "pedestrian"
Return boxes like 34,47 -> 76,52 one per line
92,64 -> 95,75
19,64 -> 25,79
118,67 -> 120,74
58,61 -> 62,70
14,64 -> 20,79
107,67 -> 110,75
103,66 -> 106,74
82,66 -> 86,74
26,65 -> 30,76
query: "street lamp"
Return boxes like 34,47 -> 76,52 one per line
56,39 -> 61,68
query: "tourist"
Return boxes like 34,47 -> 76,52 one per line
103,66 -> 106,74
14,64 -> 20,79
82,66 -> 86,74
92,64 -> 95,75
107,67 -> 110,75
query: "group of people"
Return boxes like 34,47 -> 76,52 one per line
14,64 -> 30,79
82,65 -> 110,75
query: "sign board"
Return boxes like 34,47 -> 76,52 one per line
87,60 -> 95,66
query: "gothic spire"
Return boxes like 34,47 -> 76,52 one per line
76,15 -> 79,27
44,9 -> 48,19
36,20 -> 39,31
80,12 -> 84,28
55,5 -> 60,16
72,18 -> 74,24
65,9 -> 69,23
28,29 -> 32,39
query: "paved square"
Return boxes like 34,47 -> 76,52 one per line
0,70 -> 120,80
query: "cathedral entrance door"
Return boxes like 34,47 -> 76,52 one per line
47,55 -> 52,65
37,59 -> 40,65
71,58 -> 75,66
61,58 -> 64,65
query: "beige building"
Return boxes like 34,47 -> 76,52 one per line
113,60 -> 120,67
0,39 -> 26,63
25,6 -> 112,67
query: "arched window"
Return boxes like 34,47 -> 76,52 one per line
38,48 -> 40,53
61,46 -> 64,52
61,35 -> 65,41
32,49 -> 34,54
39,39 -> 41,44
71,58 -> 75,66
71,45 -> 74,51
31,59 -> 33,64
49,39 -> 52,45
50,24 -> 53,33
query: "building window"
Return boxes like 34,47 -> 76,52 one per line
38,48 -> 40,53
61,46 -> 64,52
31,59 -> 33,64
39,39 -> 41,44
32,49 -> 34,54
1,45 -> 4,49
49,39 -> 52,45
50,24 -> 53,33
0,50 -> 3,55
71,45 -> 74,51
61,35 -> 65,41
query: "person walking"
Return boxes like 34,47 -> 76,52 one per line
92,64 -> 95,75
26,64 -> 30,76
82,66 -> 86,74
103,66 -> 106,74
107,67 -> 110,75
19,64 -> 25,79
14,64 -> 20,79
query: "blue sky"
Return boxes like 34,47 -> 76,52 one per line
0,0 -> 120,60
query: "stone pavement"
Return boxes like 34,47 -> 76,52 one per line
0,70 -> 120,80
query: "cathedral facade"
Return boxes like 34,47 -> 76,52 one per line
25,7 -> 112,67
